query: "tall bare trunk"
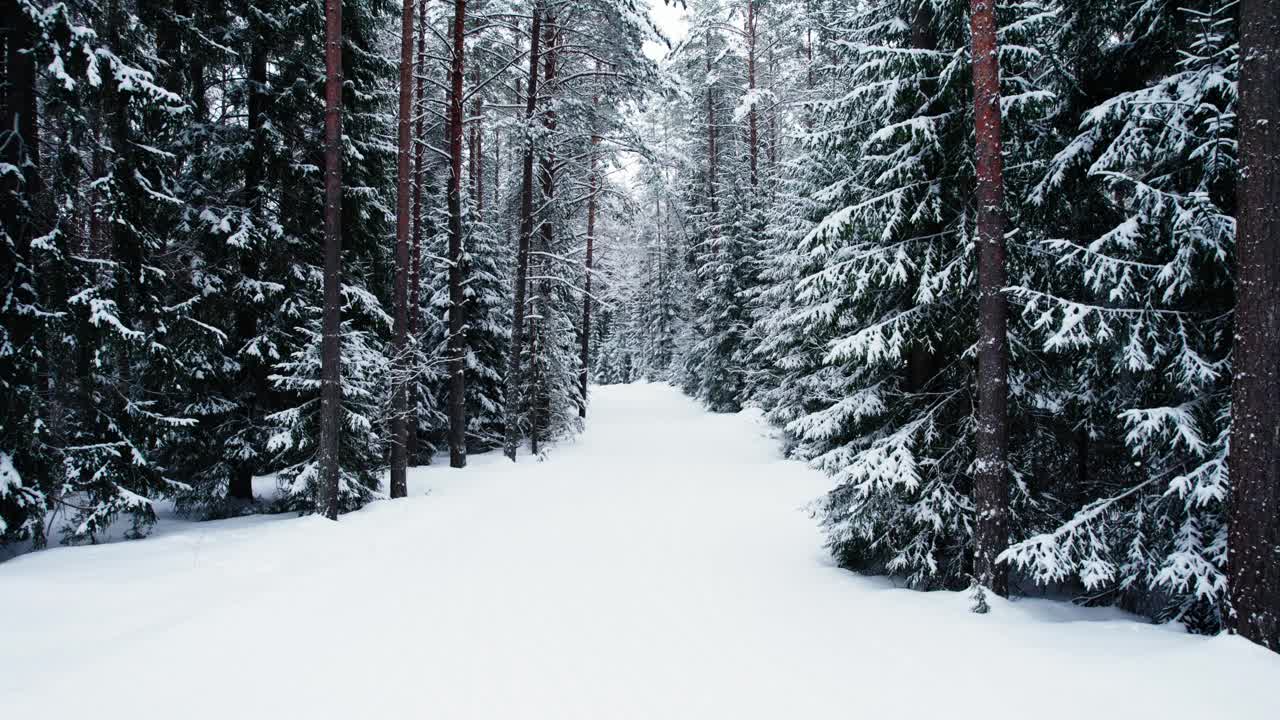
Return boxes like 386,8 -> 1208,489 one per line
407,0 -> 428,465
532,13 -> 558,445
1229,0 -> 1280,651
970,0 -> 1009,596
389,0 -> 416,498
503,5 -> 543,461
746,0 -> 758,189
469,64 -> 485,213
318,0 -> 345,520
705,26 -> 718,222
230,37 -> 271,502
445,0 -> 469,469
579,89 -> 601,418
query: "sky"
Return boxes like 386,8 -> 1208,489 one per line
644,0 -> 690,62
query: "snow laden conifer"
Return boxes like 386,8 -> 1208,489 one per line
3,0 -> 216,543
1000,0 -> 1238,630
267,279 -> 391,513
776,0 -> 1060,588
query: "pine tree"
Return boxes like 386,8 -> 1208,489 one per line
1000,0 -> 1240,630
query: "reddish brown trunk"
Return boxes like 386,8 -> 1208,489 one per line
1229,0 -> 1280,652
970,0 -> 1009,596
389,0 -> 416,498
503,6 -> 543,461
318,0 -> 345,519
474,101 -> 485,214
445,0 -> 469,468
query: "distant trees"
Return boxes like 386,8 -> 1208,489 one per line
603,0 -> 1278,651
0,0 -> 653,542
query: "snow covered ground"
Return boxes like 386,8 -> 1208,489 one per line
2,383 -> 1276,719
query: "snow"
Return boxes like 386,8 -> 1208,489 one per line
1,383 -> 1276,719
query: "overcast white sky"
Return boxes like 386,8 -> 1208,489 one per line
644,0 -> 690,61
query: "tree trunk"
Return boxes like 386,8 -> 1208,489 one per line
532,13 -> 558,442
970,0 -> 1009,597
746,0 -> 758,189
1229,0 -> 1280,652
389,0 -> 416,499
474,95 -> 485,213
445,0 -> 469,469
318,0 -> 345,520
407,0 -> 428,465
580,122 -> 600,418
469,62 -> 485,213
503,5 -> 543,461
705,26 -> 718,222
230,37 -> 271,503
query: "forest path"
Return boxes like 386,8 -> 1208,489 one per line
1,383 -> 1275,719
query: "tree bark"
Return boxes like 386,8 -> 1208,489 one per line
230,36 -> 271,503
580,111 -> 600,418
503,5 -> 543,461
532,13 -> 558,444
445,0 -> 469,469
705,25 -> 718,222
1229,0 -> 1280,652
389,0 -> 416,498
970,0 -> 1009,597
746,0 -> 758,189
407,0 -> 428,465
469,62 -> 485,213
318,0 -> 345,520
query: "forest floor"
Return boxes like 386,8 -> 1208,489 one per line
1,383 -> 1277,719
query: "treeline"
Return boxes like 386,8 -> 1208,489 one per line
0,1 -> 651,540
601,0 -> 1278,650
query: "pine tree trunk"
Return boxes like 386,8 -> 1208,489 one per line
389,0 -> 416,498
1229,0 -> 1280,652
705,27 -> 718,222
474,95 -> 485,213
970,0 -> 1009,597
533,13 -> 558,439
230,38 -> 271,503
746,0 -> 758,189
503,5 -> 543,461
579,125 -> 600,418
106,0 -> 138,405
318,0 -> 345,520
445,0 -> 469,469
407,0 -> 428,466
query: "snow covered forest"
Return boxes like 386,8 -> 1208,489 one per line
3,0 -> 1280,703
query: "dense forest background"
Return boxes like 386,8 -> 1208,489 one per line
1,0 -> 1276,650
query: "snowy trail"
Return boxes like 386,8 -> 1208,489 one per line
1,383 -> 1276,719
